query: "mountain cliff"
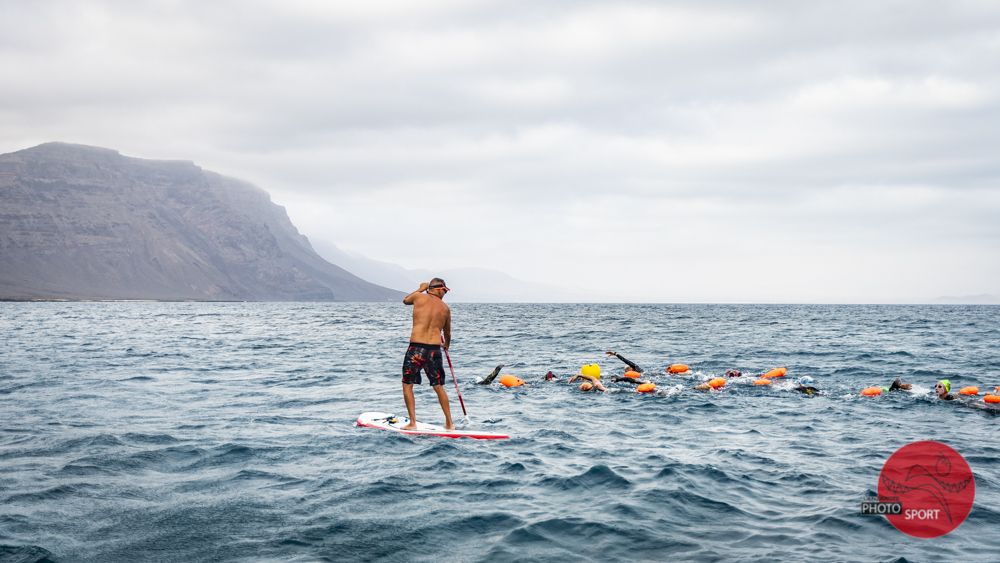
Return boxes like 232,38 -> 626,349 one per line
0,142 -> 402,301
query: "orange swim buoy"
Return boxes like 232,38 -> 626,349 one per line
753,378 -> 772,386
708,377 -> 726,389
861,386 -> 882,397
668,364 -> 690,374
499,374 -> 524,388
623,370 -> 642,379
959,386 -> 979,396
636,382 -> 656,393
762,367 -> 787,379
984,394 -> 1000,404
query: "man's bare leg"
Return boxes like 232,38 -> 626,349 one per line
402,383 -> 418,430
432,385 -> 455,429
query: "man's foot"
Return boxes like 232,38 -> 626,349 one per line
401,422 -> 418,430
444,423 -> 456,430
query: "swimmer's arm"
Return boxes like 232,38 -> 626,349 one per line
480,365 -> 503,385
605,351 -> 642,372
612,376 -> 644,385
403,282 -> 430,305
594,381 -> 607,392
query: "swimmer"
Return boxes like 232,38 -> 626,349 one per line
693,377 -> 726,391
605,350 -> 643,373
887,377 -> 912,391
725,369 -> 742,378
569,373 -> 606,392
612,375 -> 653,386
794,376 -> 819,396
543,370 -> 557,381
935,379 -> 955,401
478,364 -> 504,385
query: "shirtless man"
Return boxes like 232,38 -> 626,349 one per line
401,278 -> 454,430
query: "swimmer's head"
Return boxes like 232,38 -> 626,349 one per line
579,382 -> 594,392
936,379 -> 951,395
798,376 -> 814,387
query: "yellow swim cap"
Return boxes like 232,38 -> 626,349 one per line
580,364 -> 601,379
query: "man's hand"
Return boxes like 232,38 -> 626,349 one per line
418,282 -> 429,292
605,351 -> 616,356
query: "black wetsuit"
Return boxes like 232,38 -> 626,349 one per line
478,365 -> 504,385
613,376 -> 652,386
608,352 -> 643,373
795,385 -> 820,396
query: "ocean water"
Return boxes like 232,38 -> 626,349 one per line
1,302 -> 998,562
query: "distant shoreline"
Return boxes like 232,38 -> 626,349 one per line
2,299 -> 998,305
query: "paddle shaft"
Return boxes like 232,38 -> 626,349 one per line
441,333 -> 468,417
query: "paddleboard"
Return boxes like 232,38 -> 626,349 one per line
355,411 -> 510,440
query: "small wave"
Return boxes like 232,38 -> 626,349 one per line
538,464 -> 631,491
0,545 -> 56,563
0,382 -> 47,395
5,483 -> 98,503
60,433 -> 125,450
119,375 -> 154,381
122,432 -> 179,445
227,469 -> 298,483
120,445 -> 207,472
444,512 -> 524,535
414,441 -> 460,458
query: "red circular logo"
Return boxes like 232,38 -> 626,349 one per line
878,440 -> 975,538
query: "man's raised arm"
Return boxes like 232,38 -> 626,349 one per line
404,282 -> 430,305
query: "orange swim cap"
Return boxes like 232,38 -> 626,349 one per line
580,382 -> 594,392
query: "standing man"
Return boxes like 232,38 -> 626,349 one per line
401,278 -> 454,430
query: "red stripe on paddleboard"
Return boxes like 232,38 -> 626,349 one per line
355,419 -> 509,440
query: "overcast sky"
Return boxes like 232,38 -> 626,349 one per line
3,0 -> 999,302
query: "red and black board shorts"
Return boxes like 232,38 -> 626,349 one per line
402,342 -> 446,386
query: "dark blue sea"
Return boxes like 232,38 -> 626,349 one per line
1,303 -> 998,562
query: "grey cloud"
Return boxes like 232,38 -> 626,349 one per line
3,0 -> 999,301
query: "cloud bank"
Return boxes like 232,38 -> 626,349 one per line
2,0 -> 999,301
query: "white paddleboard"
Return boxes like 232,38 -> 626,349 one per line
355,411 -> 510,440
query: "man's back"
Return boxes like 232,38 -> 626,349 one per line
403,280 -> 452,346
409,293 -> 450,345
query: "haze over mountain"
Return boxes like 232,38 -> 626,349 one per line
0,143 -> 401,301
312,240 -> 585,302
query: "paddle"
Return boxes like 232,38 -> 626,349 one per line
441,331 -> 469,423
